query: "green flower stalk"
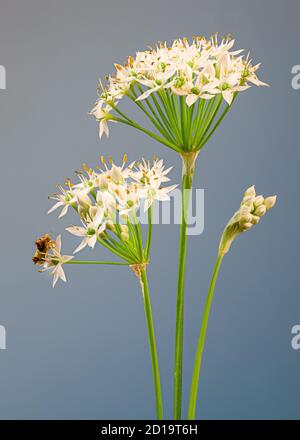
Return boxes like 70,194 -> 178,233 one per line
90,35 -> 268,419
187,186 -> 277,419
33,157 -> 177,419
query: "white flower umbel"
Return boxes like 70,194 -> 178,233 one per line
90,35 -> 269,420
91,35 -> 267,148
47,157 -> 176,260
188,186 -> 276,420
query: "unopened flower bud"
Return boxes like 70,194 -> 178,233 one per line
240,222 -> 253,231
97,174 -> 108,189
89,206 -> 99,218
254,204 -> 266,217
111,165 -> 123,183
106,222 -> 116,232
244,185 -> 256,198
77,193 -> 91,209
264,195 -> 277,210
239,213 -> 252,226
253,195 -> 264,207
121,232 -> 129,241
251,215 -> 260,225
239,205 -> 251,218
120,214 -> 128,224
78,205 -> 88,218
242,196 -> 254,208
120,225 -> 129,234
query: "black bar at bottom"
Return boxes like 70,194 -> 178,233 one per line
0,420 -> 298,438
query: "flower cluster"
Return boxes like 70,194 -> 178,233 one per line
49,157 -> 176,252
91,35 -> 267,137
33,157 -> 176,286
218,185 -> 277,256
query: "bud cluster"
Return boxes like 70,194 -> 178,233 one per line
219,186 -> 277,256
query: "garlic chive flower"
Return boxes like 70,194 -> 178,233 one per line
36,156 -> 175,287
32,234 -> 73,287
218,186 -> 277,256
48,185 -> 77,218
66,209 -> 106,253
89,103 -> 115,138
91,35 -> 267,152
131,159 -> 177,211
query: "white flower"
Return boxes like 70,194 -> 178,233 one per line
142,184 -> 177,212
214,56 -> 250,105
66,209 -> 105,253
131,158 -> 177,211
136,72 -> 175,101
131,158 -> 172,187
96,190 -> 117,213
72,169 -> 97,194
41,235 -> 73,288
99,158 -> 135,185
115,184 -> 141,217
241,59 -> 269,87
48,185 -> 77,218
185,74 -> 219,106
89,101 -> 114,138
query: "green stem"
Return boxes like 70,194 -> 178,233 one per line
187,254 -> 223,420
180,96 -> 188,149
139,267 -> 164,419
128,87 -> 177,144
133,85 -> 178,144
173,152 -> 197,419
145,207 -> 153,260
110,111 -> 180,152
97,237 -> 133,263
65,260 -> 130,265
198,94 -> 237,149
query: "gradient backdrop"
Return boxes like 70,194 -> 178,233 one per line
0,0 -> 299,419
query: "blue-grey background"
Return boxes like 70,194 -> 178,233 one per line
0,0 -> 299,419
